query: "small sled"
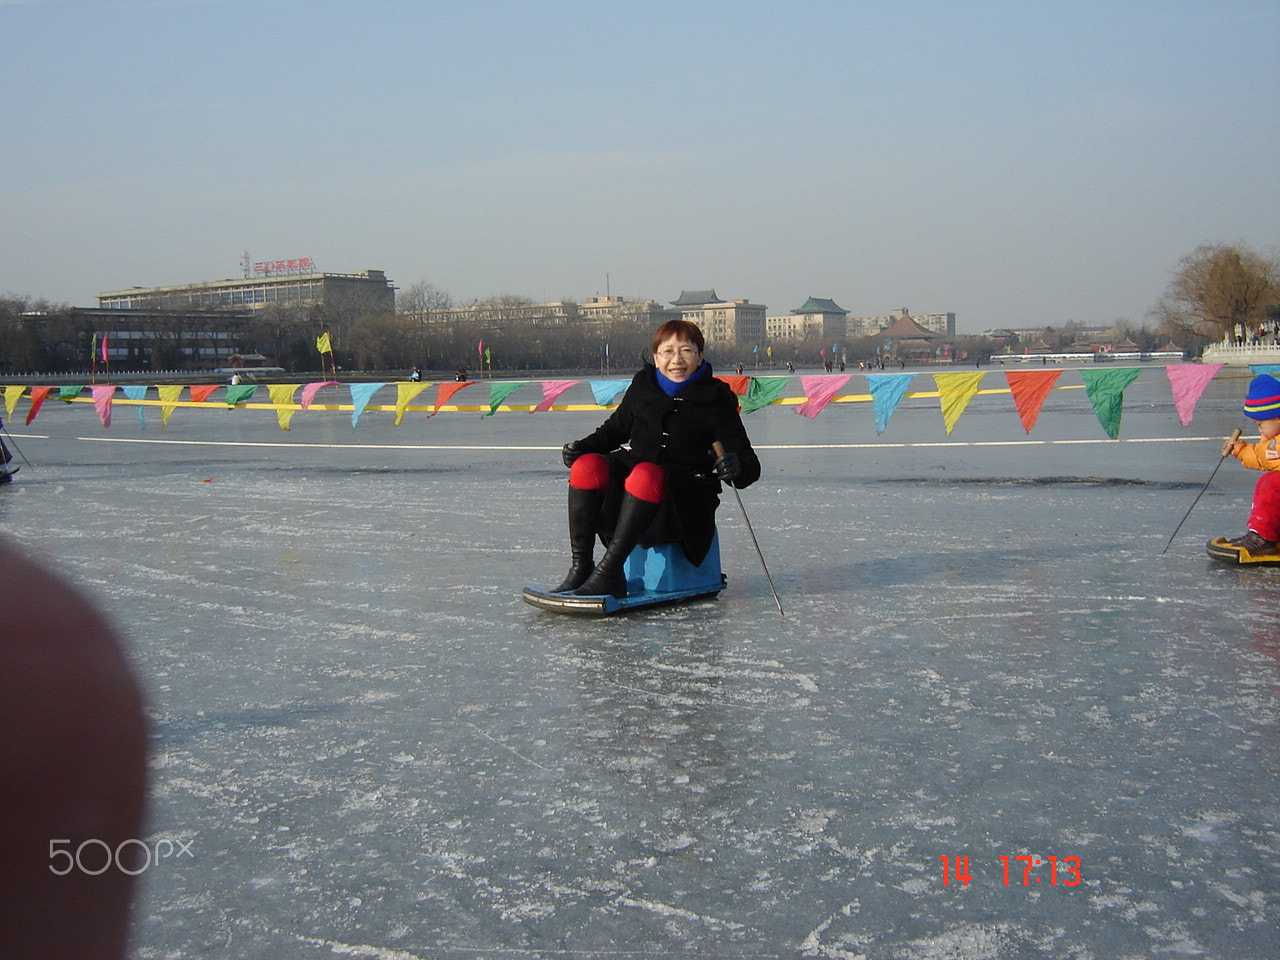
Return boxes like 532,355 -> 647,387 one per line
1206,537 -> 1280,566
523,532 -> 726,616
0,464 -> 18,484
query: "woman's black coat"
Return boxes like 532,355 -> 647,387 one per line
572,363 -> 761,565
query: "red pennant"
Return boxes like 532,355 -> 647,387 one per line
25,386 -> 53,425
431,381 -> 474,416
1005,369 -> 1062,433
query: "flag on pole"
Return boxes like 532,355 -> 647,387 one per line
101,332 -> 110,363
316,332 -> 333,355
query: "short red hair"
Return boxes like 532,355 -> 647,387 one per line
650,319 -> 705,354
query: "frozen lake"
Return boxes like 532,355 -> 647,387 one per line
1,367 -> 1276,959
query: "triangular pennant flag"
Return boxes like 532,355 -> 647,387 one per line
300,380 -> 338,410
157,384 -> 183,427
796,374 -> 851,419
4,385 -> 25,417
121,385 -> 148,429
484,381 -> 525,417
349,382 -> 386,428
715,375 -> 751,396
1080,367 -> 1142,439
25,386 -> 52,424
740,376 -> 790,414
91,384 -> 115,428
1250,364 -> 1280,376
1004,369 -> 1062,433
224,383 -> 257,406
866,373 -> 915,434
431,381 -> 472,417
189,384 -> 219,403
58,385 -> 84,402
933,372 -> 986,435
267,384 -> 301,430
393,382 -> 431,425
589,380 -> 630,406
533,380 -> 579,412
1164,363 -> 1222,427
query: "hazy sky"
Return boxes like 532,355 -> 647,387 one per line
3,0 -> 1277,332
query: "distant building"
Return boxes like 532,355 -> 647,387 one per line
577,296 -> 679,328
98,262 -> 396,321
766,297 -> 849,342
671,290 -> 766,347
848,308 -> 956,338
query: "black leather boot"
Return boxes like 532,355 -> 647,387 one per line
572,493 -> 660,598
551,486 -> 603,592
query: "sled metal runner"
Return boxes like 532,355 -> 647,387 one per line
523,532 -> 727,617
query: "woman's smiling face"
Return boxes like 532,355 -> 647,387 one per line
653,335 -> 703,382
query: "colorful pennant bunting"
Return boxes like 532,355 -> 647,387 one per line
267,384 -> 302,429
740,377 -> 790,414
867,374 -> 915,435
484,381 -> 526,417
533,380 -> 579,413
349,383 -> 386,428
1004,369 -> 1062,433
1079,367 -> 1142,439
431,381 -> 472,417
1164,363 -> 1222,427
589,380 -> 630,406
796,375 -> 851,419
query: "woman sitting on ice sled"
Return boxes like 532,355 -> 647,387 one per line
550,319 -> 761,598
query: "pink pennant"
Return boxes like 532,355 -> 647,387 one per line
91,384 -> 116,428
533,380 -> 579,412
796,374 -> 851,419
1165,363 -> 1223,427
300,380 -> 339,410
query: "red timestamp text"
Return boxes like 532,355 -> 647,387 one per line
939,855 -> 1082,887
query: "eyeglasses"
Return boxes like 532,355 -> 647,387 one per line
656,344 -> 700,359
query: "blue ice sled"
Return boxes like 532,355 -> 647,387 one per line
522,531 -> 726,616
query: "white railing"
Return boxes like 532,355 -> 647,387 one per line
1201,341 -> 1280,365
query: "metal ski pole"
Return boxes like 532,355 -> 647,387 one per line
1161,427 -> 1242,554
0,421 -> 34,471
713,442 -> 784,616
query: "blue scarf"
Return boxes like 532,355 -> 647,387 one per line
655,359 -> 710,398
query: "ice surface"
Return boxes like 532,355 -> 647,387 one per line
1,369 -> 1276,958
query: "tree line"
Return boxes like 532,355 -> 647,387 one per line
2,244 -> 1275,376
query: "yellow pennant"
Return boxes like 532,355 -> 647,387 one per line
267,384 -> 301,430
394,382 -> 431,425
3,384 -> 24,417
156,384 -> 184,427
933,372 -> 986,435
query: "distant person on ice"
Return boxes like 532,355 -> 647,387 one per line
1207,373 -> 1280,563
550,319 -> 761,598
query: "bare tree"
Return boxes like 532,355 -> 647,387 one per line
1154,242 -> 1279,344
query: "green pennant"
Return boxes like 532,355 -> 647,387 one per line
484,381 -> 525,417
740,376 -> 790,414
224,383 -> 258,406
58,385 -> 85,402
1079,367 -> 1141,439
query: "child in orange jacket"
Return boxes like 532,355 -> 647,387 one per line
1207,373 -> 1280,563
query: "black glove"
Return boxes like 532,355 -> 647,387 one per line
562,441 -> 581,469
712,450 -> 741,484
